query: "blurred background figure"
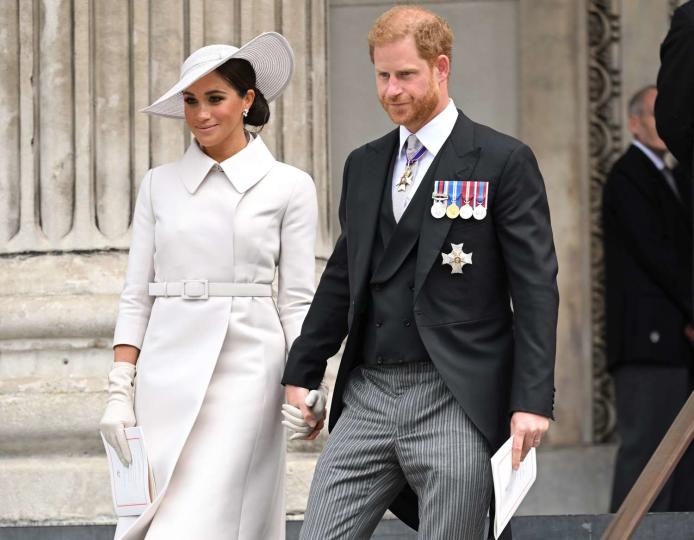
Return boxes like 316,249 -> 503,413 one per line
656,0 -> 694,178
603,84 -> 694,513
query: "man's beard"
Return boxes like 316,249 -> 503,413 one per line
381,78 -> 439,130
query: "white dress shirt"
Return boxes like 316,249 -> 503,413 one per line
631,139 -> 665,170
391,99 -> 459,216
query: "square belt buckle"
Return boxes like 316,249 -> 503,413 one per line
181,279 -> 209,300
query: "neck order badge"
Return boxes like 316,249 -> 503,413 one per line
398,137 -> 427,192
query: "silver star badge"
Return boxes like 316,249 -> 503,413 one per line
441,243 -> 472,274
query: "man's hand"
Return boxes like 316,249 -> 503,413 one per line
510,411 -> 549,470
284,384 -> 325,441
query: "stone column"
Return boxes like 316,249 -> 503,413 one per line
0,0 -> 329,524
519,0 -> 592,445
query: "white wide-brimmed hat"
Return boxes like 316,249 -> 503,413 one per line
142,32 -> 294,118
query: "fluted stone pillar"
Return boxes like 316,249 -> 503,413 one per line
0,0 -> 329,524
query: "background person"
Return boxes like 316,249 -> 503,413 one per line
656,0 -> 694,179
603,85 -> 694,512
282,6 -> 558,539
99,33 -> 318,539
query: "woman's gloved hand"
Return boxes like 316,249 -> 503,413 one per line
281,382 -> 329,440
99,362 -> 136,465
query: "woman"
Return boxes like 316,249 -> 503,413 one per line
99,32 -> 317,539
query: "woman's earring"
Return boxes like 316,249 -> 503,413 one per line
242,108 -> 249,118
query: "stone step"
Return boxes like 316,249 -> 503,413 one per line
1,513 -> 694,540
0,446 -> 618,524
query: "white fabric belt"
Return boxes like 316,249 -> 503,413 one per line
148,281 -> 272,299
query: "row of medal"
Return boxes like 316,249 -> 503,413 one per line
431,180 -> 489,220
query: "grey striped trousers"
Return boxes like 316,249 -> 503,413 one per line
300,362 -> 492,540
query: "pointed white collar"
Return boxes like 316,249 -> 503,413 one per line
398,99 -> 458,157
631,139 -> 665,171
178,134 -> 276,194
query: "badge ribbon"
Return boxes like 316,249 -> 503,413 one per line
398,145 -> 428,192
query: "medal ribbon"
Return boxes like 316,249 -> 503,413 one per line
476,182 -> 488,210
447,181 -> 458,207
463,181 -> 471,205
433,180 -> 446,198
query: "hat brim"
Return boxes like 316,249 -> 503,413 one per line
142,32 -> 294,119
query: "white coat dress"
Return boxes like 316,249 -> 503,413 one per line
111,134 -> 316,539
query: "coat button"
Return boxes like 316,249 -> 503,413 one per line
377,356 -> 384,364
409,284 -> 414,291
376,321 -> 383,328
649,331 -> 660,344
403,320 -> 411,327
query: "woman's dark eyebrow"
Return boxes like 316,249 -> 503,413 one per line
182,89 -> 228,96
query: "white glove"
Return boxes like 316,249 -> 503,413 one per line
282,382 -> 329,441
99,362 -> 136,465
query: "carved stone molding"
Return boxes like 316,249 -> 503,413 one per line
588,0 -> 621,443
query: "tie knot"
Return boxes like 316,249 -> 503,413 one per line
405,134 -> 422,161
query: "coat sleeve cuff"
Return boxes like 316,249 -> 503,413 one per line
113,316 -> 149,349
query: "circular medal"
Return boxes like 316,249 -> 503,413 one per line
473,205 -> 487,220
446,203 -> 460,219
431,201 -> 446,219
460,204 -> 473,220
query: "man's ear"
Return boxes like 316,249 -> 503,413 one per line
627,114 -> 639,138
435,54 -> 450,82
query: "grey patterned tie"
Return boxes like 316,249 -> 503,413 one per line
661,166 -> 682,203
393,134 -> 423,222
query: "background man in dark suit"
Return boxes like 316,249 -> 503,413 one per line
282,6 -> 558,538
603,85 -> 694,512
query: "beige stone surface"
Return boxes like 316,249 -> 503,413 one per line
519,0 -> 591,445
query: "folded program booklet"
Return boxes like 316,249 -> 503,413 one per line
490,435 -> 537,539
101,426 -> 155,517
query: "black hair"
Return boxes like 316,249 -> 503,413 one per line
215,58 -> 270,128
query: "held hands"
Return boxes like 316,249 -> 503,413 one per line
99,362 -> 137,466
282,383 -> 328,441
510,411 -> 550,471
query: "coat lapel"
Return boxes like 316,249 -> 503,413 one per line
349,130 -> 399,295
414,112 -> 481,300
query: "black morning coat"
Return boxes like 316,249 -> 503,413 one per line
603,145 -> 692,371
656,0 -> 694,180
282,111 -> 559,535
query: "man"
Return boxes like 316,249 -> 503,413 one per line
603,85 -> 694,512
656,0 -> 694,179
282,6 -> 558,539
